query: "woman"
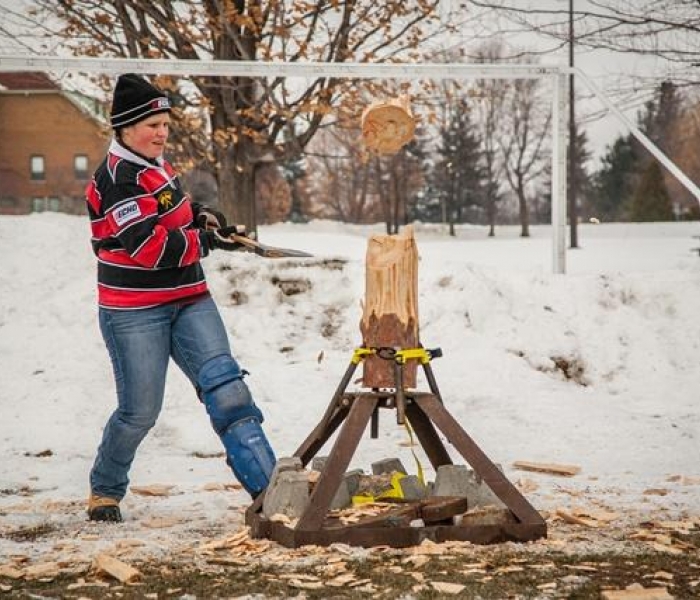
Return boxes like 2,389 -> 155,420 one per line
85,73 -> 276,522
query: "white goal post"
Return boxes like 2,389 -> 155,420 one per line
1,55 -> 698,274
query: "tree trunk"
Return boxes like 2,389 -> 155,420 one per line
360,226 -> 419,389
517,183 -> 530,237
487,190 -> 497,236
214,137 -> 257,233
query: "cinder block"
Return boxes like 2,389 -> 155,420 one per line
262,470 -> 310,519
330,479 -> 352,510
343,469 -> 364,496
432,464 -> 505,509
371,458 -> 407,476
432,464 -> 471,497
399,475 -> 428,500
311,456 -> 328,472
269,456 -> 303,482
469,466 -> 506,509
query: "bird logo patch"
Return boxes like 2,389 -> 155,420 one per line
157,190 -> 173,209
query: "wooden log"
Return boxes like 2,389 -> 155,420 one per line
360,226 -> 419,388
361,96 -> 416,155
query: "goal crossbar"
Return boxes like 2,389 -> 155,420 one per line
2,54 -> 697,274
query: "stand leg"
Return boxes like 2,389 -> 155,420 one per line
405,399 -> 453,468
414,394 -> 544,526
294,403 -> 351,467
297,393 -> 379,531
422,362 -> 444,403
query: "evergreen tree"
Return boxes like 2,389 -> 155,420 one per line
591,134 -> 640,222
430,99 -> 487,234
570,126 -> 594,221
638,81 -> 683,153
627,160 -> 674,222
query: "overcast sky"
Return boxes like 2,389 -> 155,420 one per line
0,0 -> 678,163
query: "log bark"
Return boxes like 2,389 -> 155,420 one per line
360,225 -> 419,388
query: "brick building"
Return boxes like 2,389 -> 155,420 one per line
0,72 -> 108,215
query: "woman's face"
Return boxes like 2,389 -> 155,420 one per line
120,113 -> 170,159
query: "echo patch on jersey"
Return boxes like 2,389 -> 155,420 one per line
113,201 -> 142,227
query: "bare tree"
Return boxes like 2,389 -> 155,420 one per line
499,62 -> 551,237
472,41 -> 508,236
11,1 -> 451,232
463,1 -> 700,92
304,126 -> 379,224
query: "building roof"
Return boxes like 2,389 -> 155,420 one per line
0,71 -> 59,91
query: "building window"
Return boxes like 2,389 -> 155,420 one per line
74,155 -> 89,180
32,197 -> 46,212
30,155 -> 45,181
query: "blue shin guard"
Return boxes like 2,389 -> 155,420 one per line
197,355 -> 276,496
221,416 -> 277,496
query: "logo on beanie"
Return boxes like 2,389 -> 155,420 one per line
151,97 -> 170,110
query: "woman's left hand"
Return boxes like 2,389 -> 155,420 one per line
197,208 -> 228,230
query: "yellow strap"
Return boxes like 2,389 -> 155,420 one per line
394,347 -> 432,364
351,347 -> 375,364
404,421 -> 426,486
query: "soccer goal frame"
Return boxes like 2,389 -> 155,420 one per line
1,55 -> 698,274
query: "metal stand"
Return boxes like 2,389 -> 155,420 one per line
245,347 -> 547,548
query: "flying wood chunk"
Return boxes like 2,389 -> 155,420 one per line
93,553 -> 140,584
360,226 -> 419,388
361,96 -> 416,155
512,461 -> 581,477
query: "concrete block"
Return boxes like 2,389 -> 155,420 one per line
371,458 -> 407,476
311,456 -> 328,472
329,478 -> 352,510
469,466 -> 506,509
262,470 -> 310,519
432,464 -> 471,498
269,456 -> 303,482
343,469 -> 364,496
399,475 -> 428,500
432,464 -> 505,509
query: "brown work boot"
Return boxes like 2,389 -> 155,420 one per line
87,493 -> 122,523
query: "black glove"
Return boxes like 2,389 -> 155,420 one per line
196,207 -> 227,230
202,224 -> 248,252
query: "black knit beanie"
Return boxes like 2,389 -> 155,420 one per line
110,73 -> 171,129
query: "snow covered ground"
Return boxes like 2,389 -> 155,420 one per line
1,214 -> 699,560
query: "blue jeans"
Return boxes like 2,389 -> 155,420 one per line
91,296 -> 275,500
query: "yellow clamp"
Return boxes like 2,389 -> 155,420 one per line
394,347 -> 433,365
351,347 -> 375,364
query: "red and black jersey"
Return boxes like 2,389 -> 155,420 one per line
85,139 -> 210,309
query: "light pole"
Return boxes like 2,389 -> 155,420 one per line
568,0 -> 579,248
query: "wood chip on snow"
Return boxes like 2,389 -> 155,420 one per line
0,565 -> 23,579
556,508 -> 600,528
23,562 -> 60,580
130,484 -> 176,496
430,581 -> 466,594
93,554 -> 140,584
601,585 -> 674,600
513,461 -> 581,477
